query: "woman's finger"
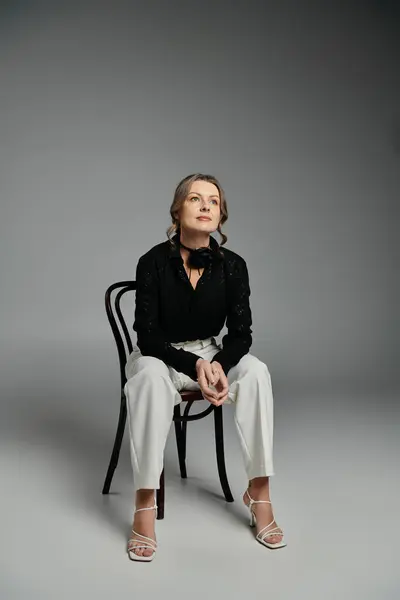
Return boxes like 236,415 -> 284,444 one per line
217,379 -> 229,398
201,390 -> 218,405
197,369 -> 209,391
215,397 -> 228,406
197,360 -> 215,386
203,367 -> 219,397
197,363 -> 220,401
204,364 -> 217,387
202,385 -> 218,401
213,393 -> 228,406
211,364 -> 221,384
197,374 -> 218,401
214,374 -> 229,400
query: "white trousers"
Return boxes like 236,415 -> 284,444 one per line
124,337 -> 275,491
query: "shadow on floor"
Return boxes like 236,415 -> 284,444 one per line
10,392 -> 245,539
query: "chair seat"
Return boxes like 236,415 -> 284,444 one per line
180,390 -> 204,402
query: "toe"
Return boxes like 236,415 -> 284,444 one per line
266,529 -> 283,544
130,543 -> 143,557
269,535 -> 281,544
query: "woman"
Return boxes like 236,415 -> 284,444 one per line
124,173 -> 286,562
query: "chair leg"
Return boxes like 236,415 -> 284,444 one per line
156,469 -> 165,520
102,395 -> 127,494
174,405 -> 187,479
213,406 -> 234,503
181,420 -> 187,462
180,401 -> 193,465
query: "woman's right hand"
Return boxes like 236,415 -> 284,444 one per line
196,358 -> 228,406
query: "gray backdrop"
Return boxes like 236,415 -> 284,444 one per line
0,1 -> 399,599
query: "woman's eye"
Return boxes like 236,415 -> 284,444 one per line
211,199 -> 218,205
190,196 -> 199,201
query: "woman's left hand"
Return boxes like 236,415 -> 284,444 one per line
210,362 -> 229,405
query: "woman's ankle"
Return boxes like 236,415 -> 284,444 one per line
135,488 -> 156,508
247,477 -> 270,498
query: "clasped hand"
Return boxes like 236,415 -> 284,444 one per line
195,359 -> 229,406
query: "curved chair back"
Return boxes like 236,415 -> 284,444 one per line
105,280 -> 136,390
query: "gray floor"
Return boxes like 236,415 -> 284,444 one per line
1,346 -> 399,600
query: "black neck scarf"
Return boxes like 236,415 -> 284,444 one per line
179,239 -> 215,269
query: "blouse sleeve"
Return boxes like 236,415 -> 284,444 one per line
211,256 -> 253,375
133,253 -> 200,380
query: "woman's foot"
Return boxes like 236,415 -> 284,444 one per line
128,490 -> 157,559
243,478 -> 284,546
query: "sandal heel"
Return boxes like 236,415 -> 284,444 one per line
249,512 -> 256,527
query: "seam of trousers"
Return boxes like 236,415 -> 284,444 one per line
125,371 -> 182,489
232,371 -> 275,478
233,414 -> 252,466
231,380 -> 252,466
125,383 -> 140,476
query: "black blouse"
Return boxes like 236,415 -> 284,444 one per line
133,233 -> 253,380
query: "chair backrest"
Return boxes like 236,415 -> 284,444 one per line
105,280 -> 136,389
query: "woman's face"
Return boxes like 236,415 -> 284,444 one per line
178,180 -> 221,235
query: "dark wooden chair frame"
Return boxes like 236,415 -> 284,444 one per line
101,281 -> 234,519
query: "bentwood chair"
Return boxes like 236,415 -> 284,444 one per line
101,281 -> 234,519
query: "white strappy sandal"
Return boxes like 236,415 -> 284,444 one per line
245,490 -> 286,549
127,502 -> 158,562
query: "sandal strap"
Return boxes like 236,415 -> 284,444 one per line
262,529 -> 283,539
129,530 -> 157,550
259,531 -> 284,542
128,542 -> 155,550
246,490 -> 272,507
128,541 -> 156,551
257,521 -> 283,541
134,503 -> 157,515
246,491 -> 283,541
130,530 -> 157,546
129,503 -> 157,554
257,518 -> 275,535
